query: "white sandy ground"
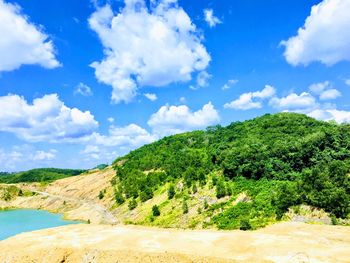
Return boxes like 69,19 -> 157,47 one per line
0,222 -> 349,263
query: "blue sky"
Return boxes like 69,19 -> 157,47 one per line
0,0 -> 350,171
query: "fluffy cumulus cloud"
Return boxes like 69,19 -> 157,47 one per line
89,0 -> 210,103
281,0 -> 350,66
307,108 -> 350,123
224,85 -> 275,110
269,92 -> 317,110
267,84 -> 348,124
0,94 -> 98,142
0,0 -> 60,71
89,124 -> 157,148
204,9 -> 222,28
308,81 -> 341,100
74,83 -> 93,96
80,123 -> 157,161
148,102 -> 220,136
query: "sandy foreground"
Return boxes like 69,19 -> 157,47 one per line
0,222 -> 349,263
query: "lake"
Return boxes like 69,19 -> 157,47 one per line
0,209 -> 81,240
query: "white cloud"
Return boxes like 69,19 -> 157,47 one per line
286,106 -> 350,124
204,9 -> 222,28
319,89 -> 341,100
148,102 -> 220,136
309,81 -> 330,94
346,79 -> 350,86
107,117 -> 115,123
0,0 -> 60,72
80,123 -> 157,161
281,0 -> 350,66
144,93 -> 158,101
179,96 -> 186,103
94,124 -> 156,147
308,81 -> 341,100
269,92 -> 317,110
264,84 -> 349,124
196,71 -> 211,88
222,79 -> 238,90
0,94 -> 98,142
74,83 -> 93,96
31,150 -> 56,161
224,85 -> 276,110
89,0 -> 210,103
0,146 -> 57,171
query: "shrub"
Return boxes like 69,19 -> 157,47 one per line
152,205 -> 160,216
239,218 -> 252,231
182,200 -> 189,214
168,184 -> 175,199
128,199 -> 137,210
115,191 -> 125,205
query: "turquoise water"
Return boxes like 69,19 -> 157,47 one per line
0,209 -> 80,240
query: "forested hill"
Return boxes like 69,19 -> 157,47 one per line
0,168 -> 85,184
112,113 -> 350,229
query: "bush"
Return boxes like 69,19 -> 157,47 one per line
115,191 -> 125,205
168,184 -> 175,199
239,218 -> 252,231
98,191 -> 104,200
152,205 -> 160,216
128,199 -> 137,210
216,180 -> 226,198
140,187 -> 153,202
182,200 -> 189,214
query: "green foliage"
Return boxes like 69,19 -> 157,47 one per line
239,218 -> 252,231
182,200 -> 189,214
204,199 -> 209,210
167,184 -> 175,199
152,205 -> 160,216
98,191 -> 104,200
128,198 -> 137,210
94,164 -> 108,170
115,190 -> 125,205
140,187 -> 153,202
110,113 -> 350,228
216,179 -> 226,198
0,168 -> 85,184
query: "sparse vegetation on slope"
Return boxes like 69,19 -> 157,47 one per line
111,113 -> 350,229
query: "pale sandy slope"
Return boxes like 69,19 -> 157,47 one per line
1,222 -> 349,263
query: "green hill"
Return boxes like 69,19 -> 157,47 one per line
111,113 -> 350,229
0,168 -> 86,184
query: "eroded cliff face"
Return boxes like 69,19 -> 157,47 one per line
1,222 -> 350,263
0,167 -> 118,224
